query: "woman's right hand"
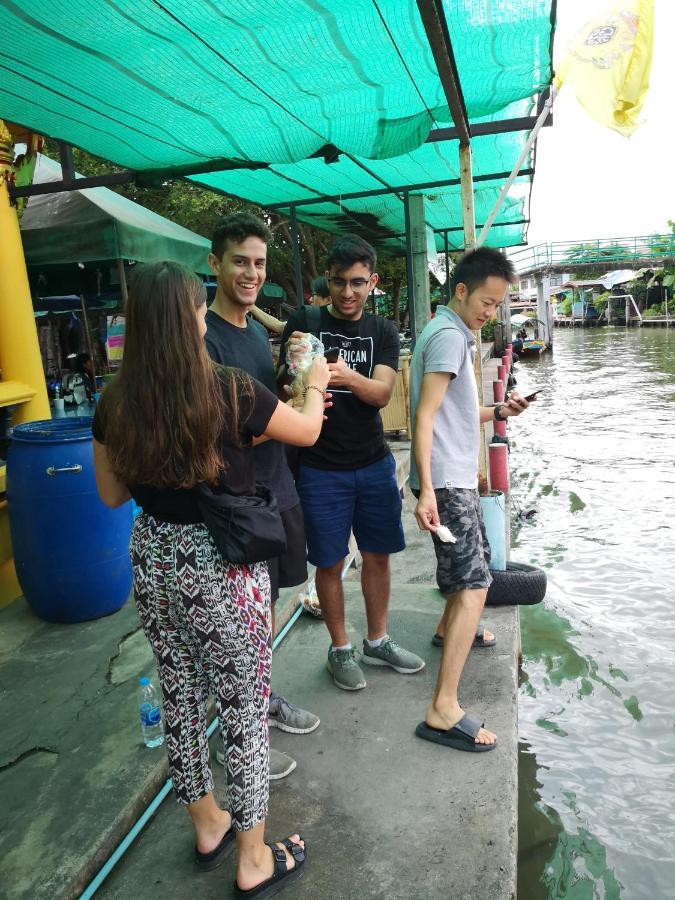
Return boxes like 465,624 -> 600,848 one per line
302,356 -> 330,392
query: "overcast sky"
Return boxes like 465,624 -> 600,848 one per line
526,0 -> 674,244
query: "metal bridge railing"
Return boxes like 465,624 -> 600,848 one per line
510,234 -> 675,274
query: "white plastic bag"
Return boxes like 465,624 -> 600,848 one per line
286,332 -> 325,404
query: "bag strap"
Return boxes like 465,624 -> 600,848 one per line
302,303 -> 322,336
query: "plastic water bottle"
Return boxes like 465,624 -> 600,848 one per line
138,677 -> 164,748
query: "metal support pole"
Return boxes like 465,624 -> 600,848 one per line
456,142 -> 488,482
79,295 -> 97,382
475,86 -> 558,248
666,290 -> 670,327
536,275 -> 551,345
459,143 -> 476,249
403,193 -> 416,345
409,194 -> 431,342
117,259 -> 128,308
444,230 -> 451,299
289,207 -> 304,307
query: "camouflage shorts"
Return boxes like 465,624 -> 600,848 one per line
431,487 -> 492,595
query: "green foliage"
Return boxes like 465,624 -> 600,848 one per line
43,139 -> 244,238
39,140 -> 407,315
559,296 -> 573,316
481,319 -> 496,341
592,290 -> 611,313
642,302 -> 671,318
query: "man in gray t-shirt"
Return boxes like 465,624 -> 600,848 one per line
409,248 -> 533,754
409,306 -> 480,492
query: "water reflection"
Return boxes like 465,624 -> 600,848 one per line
514,328 -> 675,898
519,740 -> 624,900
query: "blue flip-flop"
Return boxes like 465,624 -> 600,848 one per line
415,713 -> 497,753
431,626 -> 497,648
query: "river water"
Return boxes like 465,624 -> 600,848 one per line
512,327 -> 675,899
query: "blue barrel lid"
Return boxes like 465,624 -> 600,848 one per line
11,417 -> 93,443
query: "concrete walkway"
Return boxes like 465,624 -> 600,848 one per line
100,488 -> 520,900
0,448 -> 519,900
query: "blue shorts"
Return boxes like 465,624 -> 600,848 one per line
297,454 -> 406,569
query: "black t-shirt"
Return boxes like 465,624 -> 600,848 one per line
205,310 -> 299,513
279,306 -> 399,470
92,371 -> 278,524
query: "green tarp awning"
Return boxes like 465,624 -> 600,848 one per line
20,155 -> 211,273
1,0 -> 556,251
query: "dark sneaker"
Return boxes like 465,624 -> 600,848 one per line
216,747 -> 296,780
326,646 -> 367,691
361,637 -> 426,674
269,692 -> 320,734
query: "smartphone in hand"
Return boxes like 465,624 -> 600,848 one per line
524,389 -> 542,402
325,348 -> 340,363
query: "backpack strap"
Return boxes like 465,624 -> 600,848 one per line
302,303 -> 322,336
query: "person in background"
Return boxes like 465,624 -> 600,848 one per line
62,352 -> 95,405
409,247 -> 531,753
93,260 -> 328,895
249,303 -> 285,336
309,276 -> 331,306
280,234 -> 425,692
206,213 -> 323,782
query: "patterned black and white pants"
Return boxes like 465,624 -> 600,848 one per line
131,514 -> 271,831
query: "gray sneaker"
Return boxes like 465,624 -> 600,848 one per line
216,746 -> 296,781
361,636 -> 426,674
268,692 -> 320,734
326,646 -> 367,691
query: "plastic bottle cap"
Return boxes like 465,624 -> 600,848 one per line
138,676 -> 150,686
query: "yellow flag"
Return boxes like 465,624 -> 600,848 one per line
554,0 -> 654,136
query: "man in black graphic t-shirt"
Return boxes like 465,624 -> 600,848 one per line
279,235 -> 425,692
205,213 -> 320,781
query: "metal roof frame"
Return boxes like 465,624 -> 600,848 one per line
263,168 -> 535,212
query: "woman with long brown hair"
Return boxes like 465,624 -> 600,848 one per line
93,260 -> 329,897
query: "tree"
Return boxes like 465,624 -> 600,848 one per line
38,140 -> 411,319
42,139 -> 249,238
376,254 -> 408,328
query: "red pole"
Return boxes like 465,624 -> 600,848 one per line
497,364 -> 506,384
489,442 -> 509,493
492,379 -> 507,437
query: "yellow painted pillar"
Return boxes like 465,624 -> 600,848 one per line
0,121 -> 50,424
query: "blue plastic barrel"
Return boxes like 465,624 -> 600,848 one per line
6,418 -> 133,623
480,491 -> 507,571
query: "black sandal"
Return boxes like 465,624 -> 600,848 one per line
233,836 -> 307,898
195,825 -> 235,871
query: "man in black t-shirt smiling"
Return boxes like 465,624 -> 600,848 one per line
280,235 -> 425,691
205,213 -> 320,781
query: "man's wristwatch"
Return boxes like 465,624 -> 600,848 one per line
494,404 -> 507,422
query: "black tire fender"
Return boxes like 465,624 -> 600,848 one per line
486,561 -> 546,607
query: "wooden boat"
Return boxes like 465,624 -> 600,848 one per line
520,338 -> 546,356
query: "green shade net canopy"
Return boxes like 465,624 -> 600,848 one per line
0,0 -> 555,250
20,155 -> 212,272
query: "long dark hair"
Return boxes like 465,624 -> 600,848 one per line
100,260 -> 249,488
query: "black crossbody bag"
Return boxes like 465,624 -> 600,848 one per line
194,483 -> 287,565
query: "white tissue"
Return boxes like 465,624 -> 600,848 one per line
435,525 -> 457,544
